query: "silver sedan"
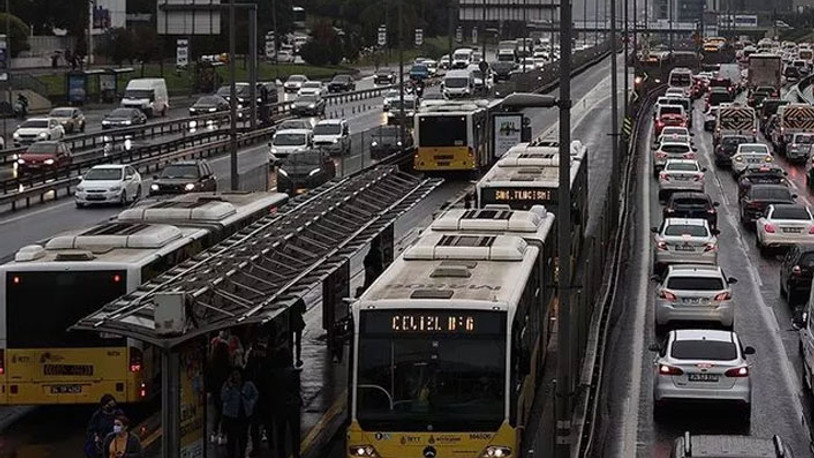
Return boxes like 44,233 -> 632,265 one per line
652,218 -> 719,271
651,329 -> 754,423
653,264 -> 737,331
756,203 -> 814,254
658,159 -> 706,200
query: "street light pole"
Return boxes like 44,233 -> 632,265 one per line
482,0 -> 487,60
555,0 -> 574,451
610,0 -> 620,209
229,0 -> 238,190
398,0 -> 406,155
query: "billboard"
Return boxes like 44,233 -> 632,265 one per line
91,0 -> 126,35
157,0 -> 221,35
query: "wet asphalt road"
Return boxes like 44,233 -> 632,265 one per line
594,91 -> 814,457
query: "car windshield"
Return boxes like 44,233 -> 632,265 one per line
673,197 -> 708,207
303,82 -> 321,88
216,85 -> 251,97
109,108 -> 135,118
384,91 -> 400,99
722,136 -> 748,146
410,65 -> 427,73
391,99 -> 416,110
666,276 -> 725,290
25,143 -> 57,154
20,120 -> 49,128
662,128 -> 687,135
660,106 -> 683,116
332,75 -> 351,82
278,121 -> 310,130
196,96 -> 222,105
671,340 -> 738,360
453,52 -> 470,60
376,72 -> 392,78
314,124 -> 341,135
49,109 -> 73,117
288,75 -> 306,82
274,133 -> 307,146
282,152 -> 322,166
372,127 -> 400,139
424,93 -> 445,100
665,162 -> 699,172
298,95 -> 318,103
772,206 -> 810,220
661,144 -> 690,153
664,224 -> 708,237
740,145 -> 768,154
124,89 -> 153,99
795,134 -> 814,143
445,77 -> 469,88
160,164 -> 199,179
84,168 -> 123,181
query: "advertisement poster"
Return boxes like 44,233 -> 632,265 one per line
179,340 -> 205,458
493,113 -> 523,159
67,74 -> 87,104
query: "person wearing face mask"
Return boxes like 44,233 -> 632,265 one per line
85,394 -> 124,457
102,415 -> 142,458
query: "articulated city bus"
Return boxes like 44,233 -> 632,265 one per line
413,101 -> 493,173
0,192 -> 287,405
347,206 -> 556,458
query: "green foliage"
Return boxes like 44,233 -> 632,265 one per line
0,12 -> 30,57
300,21 -> 345,66
97,28 -> 136,66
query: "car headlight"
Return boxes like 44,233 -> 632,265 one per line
43,159 -> 55,165
123,120 -> 132,125
102,120 -> 110,125
332,138 -> 338,144
237,104 -> 243,110
371,141 -> 378,147
150,184 -> 160,191
397,141 -> 402,146
16,158 -> 24,164
184,183 -> 196,191
271,146 -> 278,154
278,168 -> 288,177
13,132 -> 19,139
481,446 -> 512,457
308,104 -> 315,108
38,132 -> 48,138
308,168 -> 321,176
109,186 -> 121,191
208,107 -> 217,112
189,120 -> 198,129
348,445 -> 379,457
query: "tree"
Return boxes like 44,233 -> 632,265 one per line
0,12 -> 30,57
300,20 -> 344,66
97,27 -> 136,66
131,25 -> 158,64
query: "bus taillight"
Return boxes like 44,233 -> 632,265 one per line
129,347 -> 143,373
467,147 -> 475,159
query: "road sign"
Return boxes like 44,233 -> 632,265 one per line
265,31 -> 276,59
378,25 -> 387,47
0,35 -> 7,82
622,117 -> 633,139
472,27 -> 478,45
415,28 -> 423,47
456,26 -> 463,43
176,38 -> 189,68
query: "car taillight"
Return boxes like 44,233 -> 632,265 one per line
656,241 -> 668,251
657,120 -> 665,127
659,364 -> 684,375
748,201 -> 762,208
129,347 -> 143,373
707,208 -> 716,214
655,152 -> 668,158
659,172 -> 669,180
792,265 -> 802,275
659,290 -> 677,301
704,243 -> 717,252
764,223 -> 776,233
694,173 -> 704,181
713,291 -> 732,301
725,366 -> 749,377
683,153 -> 695,159
809,226 -> 814,235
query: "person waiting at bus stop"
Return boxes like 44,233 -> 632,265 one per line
269,348 -> 303,458
85,394 -> 124,457
101,415 -> 143,458
221,369 -> 259,458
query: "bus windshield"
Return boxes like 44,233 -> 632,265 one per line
418,116 -> 467,147
356,311 -> 506,432
5,270 -> 127,348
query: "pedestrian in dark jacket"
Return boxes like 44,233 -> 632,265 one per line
221,369 -> 259,458
207,338 -> 232,444
86,394 -> 124,457
244,338 -> 273,456
101,415 -> 143,458
270,349 -> 303,458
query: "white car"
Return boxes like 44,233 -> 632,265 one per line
269,128 -> 313,159
652,142 -> 696,176
658,159 -> 706,200
651,329 -> 754,422
284,74 -> 309,93
653,264 -> 737,332
652,218 -> 719,271
382,90 -> 402,112
75,164 -> 142,207
755,204 -> 814,254
731,143 -> 772,176
665,87 -> 688,98
13,118 -> 65,147
419,92 -> 448,109
297,81 -> 327,97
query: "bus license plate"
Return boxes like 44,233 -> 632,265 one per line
50,384 -> 82,394
688,373 -> 719,382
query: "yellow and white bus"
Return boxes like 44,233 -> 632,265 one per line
347,206 -> 556,458
0,192 -> 287,405
413,101 -> 493,173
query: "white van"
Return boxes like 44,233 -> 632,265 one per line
442,69 -> 474,99
269,128 -> 313,160
452,48 -> 473,69
121,78 -> 169,117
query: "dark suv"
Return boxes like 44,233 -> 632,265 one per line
150,160 -> 217,195
715,134 -> 752,167
276,149 -> 336,195
780,244 -> 814,304
739,184 -> 796,227
328,74 -> 356,93
663,192 -> 720,230
671,431 -> 794,458
737,164 -> 787,199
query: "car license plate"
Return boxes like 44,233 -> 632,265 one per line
688,373 -> 719,382
50,384 -> 82,394
674,245 -> 695,251
682,297 -> 702,304
782,227 -> 802,233
746,158 -> 762,163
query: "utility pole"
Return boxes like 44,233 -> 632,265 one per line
398,0 -> 406,155
555,0 -> 574,452
482,0 -> 487,60
273,0 -> 278,80
611,0 -> 620,203
4,0 -> 10,141
448,0 -> 453,65
248,7 -> 257,130
624,0 -> 629,126
669,0 -> 674,49
229,0 -> 238,190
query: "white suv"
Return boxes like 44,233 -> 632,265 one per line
653,264 -> 738,332
313,119 -> 351,156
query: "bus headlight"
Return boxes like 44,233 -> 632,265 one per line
481,446 -> 512,457
348,445 -> 380,457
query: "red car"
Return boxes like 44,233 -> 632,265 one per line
16,141 -> 73,175
654,105 -> 688,136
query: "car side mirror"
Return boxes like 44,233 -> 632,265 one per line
728,277 -> 738,284
692,147 -> 698,152
743,346 -> 756,356
712,229 -> 721,236
690,132 -> 695,136
649,274 -> 661,282
714,202 -> 720,207
650,226 -> 659,233
648,343 -> 661,352
793,194 -> 799,199
125,175 -> 133,180
702,167 -> 708,172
